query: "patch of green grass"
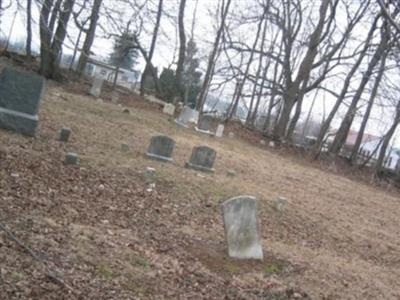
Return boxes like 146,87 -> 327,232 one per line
264,263 -> 283,275
10,271 -> 24,282
96,263 -> 116,279
225,262 -> 239,273
129,254 -> 150,268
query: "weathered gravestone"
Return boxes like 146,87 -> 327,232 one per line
197,115 -> 215,132
163,103 -> 175,116
216,124 -> 224,138
175,106 -> 199,127
59,127 -> 71,142
146,135 -> 175,162
222,196 -> 263,260
90,77 -> 103,97
111,91 -> 119,103
64,152 -> 79,165
0,67 -> 45,136
185,146 -> 216,173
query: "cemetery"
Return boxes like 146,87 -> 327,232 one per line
1,63 -> 400,299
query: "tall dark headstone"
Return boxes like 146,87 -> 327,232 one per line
0,67 -> 45,136
198,115 -> 214,132
185,146 -> 216,173
146,135 -> 175,162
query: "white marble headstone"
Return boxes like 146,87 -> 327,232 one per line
90,77 -> 103,98
216,124 -> 224,137
222,196 -> 263,260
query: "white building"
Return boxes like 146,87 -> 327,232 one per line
85,58 -> 140,89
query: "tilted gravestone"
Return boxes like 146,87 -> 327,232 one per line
197,115 -> 215,132
163,103 -> 175,116
175,106 -> 199,127
90,77 -> 103,97
185,146 -> 216,173
222,196 -> 263,260
146,135 -> 175,162
0,67 -> 45,136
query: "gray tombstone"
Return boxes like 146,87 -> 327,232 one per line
146,135 -> 175,162
0,67 -> 45,136
198,115 -> 214,132
175,106 -> 199,127
90,77 -> 103,97
185,146 -> 216,173
59,127 -> 71,142
64,152 -> 79,165
222,196 -> 263,260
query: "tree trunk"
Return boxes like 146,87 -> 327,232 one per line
175,0 -> 187,102
350,49 -> 388,163
39,0 -> 54,77
329,23 -> 390,155
26,0 -> 32,57
69,27 -> 82,71
196,0 -> 232,112
374,102 -> 400,177
49,0 -> 75,78
140,0 -> 163,96
245,13 -> 268,125
273,0 -> 331,141
77,0 -> 102,76
48,0 -> 62,37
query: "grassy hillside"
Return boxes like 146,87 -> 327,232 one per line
1,75 -> 400,299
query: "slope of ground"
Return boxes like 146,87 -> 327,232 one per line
1,77 -> 400,299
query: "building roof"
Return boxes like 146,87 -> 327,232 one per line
345,130 -> 380,146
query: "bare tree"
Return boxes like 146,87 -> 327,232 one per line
26,0 -> 32,57
196,0 -> 232,112
329,20 -> 391,155
139,0 -> 163,96
39,0 -> 76,78
350,48 -> 389,162
175,0 -> 187,101
374,101 -> 400,177
311,14 -> 380,158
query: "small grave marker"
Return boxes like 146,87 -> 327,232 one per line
59,127 -> 71,142
163,103 -> 175,116
216,124 -> 224,137
64,152 -> 79,165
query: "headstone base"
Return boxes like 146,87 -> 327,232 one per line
145,152 -> 173,162
0,107 -> 38,136
194,127 -> 215,136
174,119 -> 190,128
185,161 -> 215,173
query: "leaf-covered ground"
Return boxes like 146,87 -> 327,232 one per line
1,65 -> 400,299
